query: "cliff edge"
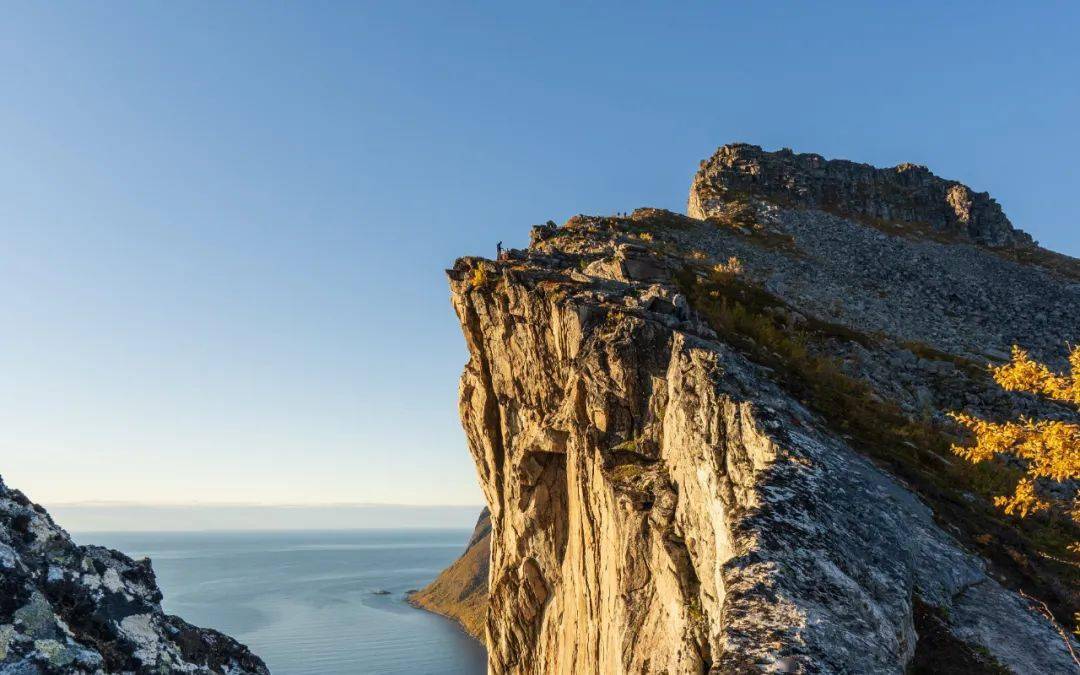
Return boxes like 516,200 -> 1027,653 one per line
445,144 -> 1079,673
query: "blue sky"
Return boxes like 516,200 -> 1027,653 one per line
1,3 -> 1077,513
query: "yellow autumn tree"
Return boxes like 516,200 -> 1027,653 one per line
950,345 -> 1080,548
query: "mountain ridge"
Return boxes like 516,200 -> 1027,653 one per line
689,143 -> 1035,249
438,144 -> 1079,673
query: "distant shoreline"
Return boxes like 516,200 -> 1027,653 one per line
406,590 -> 485,646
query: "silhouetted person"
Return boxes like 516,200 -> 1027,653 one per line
496,241 -> 503,259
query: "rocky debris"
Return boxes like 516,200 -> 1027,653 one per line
444,146 -> 1080,673
689,143 -> 1035,249
408,509 -> 490,640
0,476 -> 267,675
684,162 -> 1079,368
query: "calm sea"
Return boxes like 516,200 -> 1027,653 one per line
76,530 -> 488,675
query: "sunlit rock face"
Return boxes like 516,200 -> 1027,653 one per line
0,477 -> 268,675
445,145 -> 1079,674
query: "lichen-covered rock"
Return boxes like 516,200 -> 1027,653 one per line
445,146 -> 1079,673
0,477 -> 267,675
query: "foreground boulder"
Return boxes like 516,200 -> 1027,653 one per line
445,144 -> 1079,673
0,476 -> 267,675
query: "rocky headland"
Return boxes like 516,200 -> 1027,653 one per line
0,477 -> 267,674
438,144 -> 1080,673
408,508 -> 491,640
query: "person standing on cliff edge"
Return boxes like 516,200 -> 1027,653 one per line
496,241 -> 503,259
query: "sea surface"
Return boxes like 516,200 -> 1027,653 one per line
78,530 -> 488,675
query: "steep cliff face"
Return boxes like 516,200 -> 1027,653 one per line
0,477 -> 267,675
409,508 -> 491,639
446,145 -> 1079,673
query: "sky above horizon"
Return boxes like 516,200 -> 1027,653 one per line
2,3 -> 1078,518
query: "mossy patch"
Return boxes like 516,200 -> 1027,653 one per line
610,463 -> 648,482
604,438 -> 654,484
611,437 -> 642,453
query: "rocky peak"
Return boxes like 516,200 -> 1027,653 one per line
443,145 -> 1079,673
689,143 -> 1034,249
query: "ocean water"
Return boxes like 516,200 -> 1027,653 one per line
78,530 -> 487,675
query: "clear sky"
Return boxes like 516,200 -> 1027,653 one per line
2,3 -> 1077,514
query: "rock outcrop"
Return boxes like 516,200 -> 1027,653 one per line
688,143 -> 1034,249
0,476 -> 267,675
409,508 -> 491,640
445,144 -> 1079,673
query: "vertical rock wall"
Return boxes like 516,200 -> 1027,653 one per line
446,201 -> 1078,673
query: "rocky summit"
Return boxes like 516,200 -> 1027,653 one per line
689,143 -> 1033,249
0,477 -> 267,675
440,144 -> 1080,673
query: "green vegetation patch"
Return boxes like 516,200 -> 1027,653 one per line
609,463 -> 648,483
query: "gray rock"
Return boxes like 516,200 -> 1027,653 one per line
0,477 -> 267,675
688,143 -> 1034,248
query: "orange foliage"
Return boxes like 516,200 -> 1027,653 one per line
991,345 -> 1080,406
951,345 -> 1080,546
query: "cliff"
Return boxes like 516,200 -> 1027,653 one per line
0,476 -> 267,675
445,144 -> 1080,673
409,508 -> 491,639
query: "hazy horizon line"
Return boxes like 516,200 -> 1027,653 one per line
47,501 -> 487,532
45,500 -> 487,508
70,525 -> 477,533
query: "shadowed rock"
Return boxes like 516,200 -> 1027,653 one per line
689,143 -> 1034,249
